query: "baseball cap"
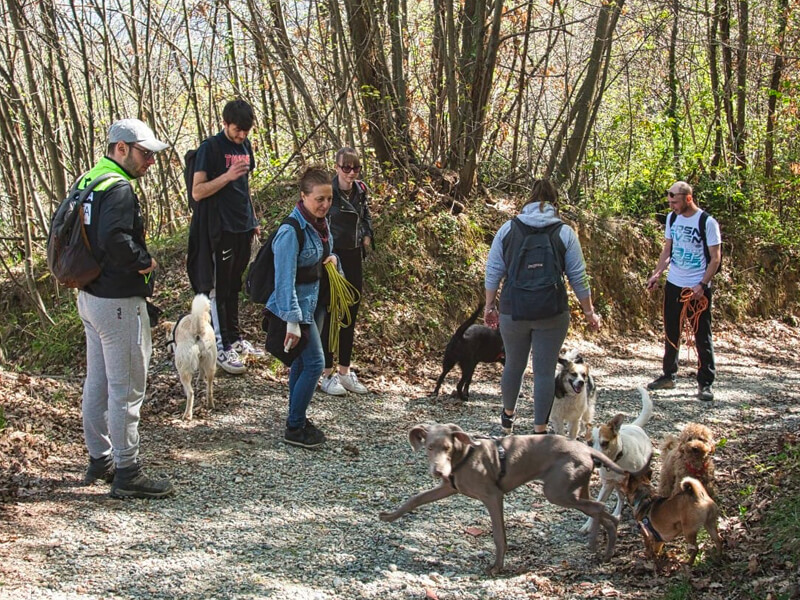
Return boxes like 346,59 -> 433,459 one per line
107,119 -> 169,152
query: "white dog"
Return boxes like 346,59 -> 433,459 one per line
580,386 -> 653,534
171,294 -> 217,421
550,349 -> 596,439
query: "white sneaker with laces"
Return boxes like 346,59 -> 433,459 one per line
232,339 -> 265,357
217,348 -> 246,375
339,372 -> 368,394
320,373 -> 347,396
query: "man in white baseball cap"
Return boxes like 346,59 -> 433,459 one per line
76,117 -> 174,499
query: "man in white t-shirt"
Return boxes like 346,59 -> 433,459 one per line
645,181 -> 722,401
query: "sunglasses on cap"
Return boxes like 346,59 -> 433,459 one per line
338,164 -> 361,174
666,190 -> 687,198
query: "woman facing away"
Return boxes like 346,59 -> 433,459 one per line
318,147 -> 374,396
266,166 -> 338,449
484,178 -> 602,434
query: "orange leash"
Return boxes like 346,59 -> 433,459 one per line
666,288 -> 709,366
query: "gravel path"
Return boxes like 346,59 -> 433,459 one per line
1,322 -> 799,599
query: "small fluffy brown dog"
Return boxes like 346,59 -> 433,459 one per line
659,423 -> 717,499
621,464 -> 723,567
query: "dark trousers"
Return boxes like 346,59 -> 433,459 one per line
321,247 -> 363,369
211,230 -> 252,351
662,281 -> 715,386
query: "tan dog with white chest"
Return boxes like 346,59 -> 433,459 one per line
550,349 -> 596,439
170,294 -> 217,421
621,462 -> 722,568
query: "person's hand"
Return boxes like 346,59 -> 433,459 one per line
484,305 -> 499,329
138,258 -> 157,274
363,236 -> 372,248
646,274 -> 660,292
284,322 -> 301,353
691,283 -> 706,300
585,311 -> 602,331
253,226 -> 261,239
323,255 -> 338,268
226,161 -> 250,182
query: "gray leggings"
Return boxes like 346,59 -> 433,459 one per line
78,292 -> 151,468
499,311 -> 570,426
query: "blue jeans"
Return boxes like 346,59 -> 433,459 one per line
287,308 -> 326,429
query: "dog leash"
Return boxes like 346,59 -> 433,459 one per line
448,438 -> 507,491
163,314 -> 188,349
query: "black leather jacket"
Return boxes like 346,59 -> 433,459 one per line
329,176 -> 374,251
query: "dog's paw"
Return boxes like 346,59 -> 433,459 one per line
485,564 -> 504,576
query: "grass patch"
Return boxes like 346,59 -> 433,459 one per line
764,443 -> 800,564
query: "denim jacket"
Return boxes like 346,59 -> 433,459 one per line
266,206 -> 329,324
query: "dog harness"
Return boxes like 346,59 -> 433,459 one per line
164,314 -> 189,350
632,491 -> 666,543
448,438 -> 507,491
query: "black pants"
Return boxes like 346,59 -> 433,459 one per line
212,230 -> 252,350
662,281 -> 715,386
321,247 -> 363,369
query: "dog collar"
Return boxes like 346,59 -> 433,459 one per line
641,516 -> 664,543
684,459 -> 708,478
448,446 -> 475,491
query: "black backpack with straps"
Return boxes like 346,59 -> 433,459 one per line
502,218 -> 568,321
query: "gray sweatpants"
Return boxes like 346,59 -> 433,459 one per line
499,311 -> 570,426
77,292 -> 151,468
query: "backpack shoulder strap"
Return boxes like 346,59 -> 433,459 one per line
78,172 -> 128,199
698,210 -> 711,264
280,217 -> 304,251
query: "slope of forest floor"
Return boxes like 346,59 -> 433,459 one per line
0,318 -> 798,599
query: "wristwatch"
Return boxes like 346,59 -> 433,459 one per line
700,282 -> 709,291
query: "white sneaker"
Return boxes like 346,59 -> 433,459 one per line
232,338 -> 265,357
217,348 -> 246,375
339,372 -> 368,394
320,374 -> 347,396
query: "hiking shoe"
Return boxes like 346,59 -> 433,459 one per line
232,338 -> 265,358
646,374 -> 677,390
698,384 -> 715,402
500,410 -> 515,434
84,455 -> 115,485
284,421 -> 327,449
110,463 -> 174,499
217,347 -> 246,375
339,372 -> 368,394
320,373 -> 347,396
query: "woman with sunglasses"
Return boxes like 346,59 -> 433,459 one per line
318,147 -> 374,396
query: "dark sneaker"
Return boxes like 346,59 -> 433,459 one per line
647,374 -> 677,390
84,455 -> 115,485
284,421 -> 327,449
500,410 -> 515,434
110,463 -> 174,499
698,384 -> 715,402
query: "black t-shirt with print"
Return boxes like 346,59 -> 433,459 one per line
194,131 -> 257,233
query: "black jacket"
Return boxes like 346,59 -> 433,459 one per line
80,157 -> 155,298
329,177 -> 374,251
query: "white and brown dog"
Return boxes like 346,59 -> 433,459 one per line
170,294 -> 217,421
580,386 -> 653,534
550,349 -> 596,439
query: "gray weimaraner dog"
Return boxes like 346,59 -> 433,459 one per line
379,423 -> 627,574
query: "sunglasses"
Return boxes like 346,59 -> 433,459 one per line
130,144 -> 155,161
666,191 -> 686,198
338,164 -> 361,174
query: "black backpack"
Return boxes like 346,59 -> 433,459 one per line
46,173 -> 126,288
245,217 -> 324,304
502,218 -> 568,321
184,136 -> 221,211
667,210 -> 722,274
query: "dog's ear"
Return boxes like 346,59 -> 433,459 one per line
610,413 -> 625,434
572,353 -> 585,364
452,430 -> 482,448
408,425 -> 429,451
557,356 -> 568,367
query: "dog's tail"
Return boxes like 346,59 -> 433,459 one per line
190,294 -> 212,336
590,447 -> 628,475
452,302 -> 484,342
680,476 -> 712,500
631,386 -> 653,429
660,434 -> 680,456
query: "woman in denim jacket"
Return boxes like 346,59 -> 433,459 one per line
267,166 -> 337,449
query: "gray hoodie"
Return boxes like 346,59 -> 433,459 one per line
484,202 -> 591,302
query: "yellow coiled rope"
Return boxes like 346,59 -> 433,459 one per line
324,261 -> 361,354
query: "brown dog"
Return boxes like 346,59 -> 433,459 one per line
379,423 -> 627,574
659,423 -> 716,499
621,463 -> 722,568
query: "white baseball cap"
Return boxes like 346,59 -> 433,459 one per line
107,119 -> 169,152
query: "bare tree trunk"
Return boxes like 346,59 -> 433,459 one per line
668,0 -> 681,173
707,0 -> 724,172
765,0 -> 789,180
733,0 -> 748,171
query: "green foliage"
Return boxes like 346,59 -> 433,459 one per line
28,302 -> 84,375
657,577 -> 693,600
764,444 -> 800,563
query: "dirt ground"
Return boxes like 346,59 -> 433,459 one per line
0,320 -> 799,599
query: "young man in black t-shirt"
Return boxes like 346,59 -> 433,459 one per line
189,100 -> 263,374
